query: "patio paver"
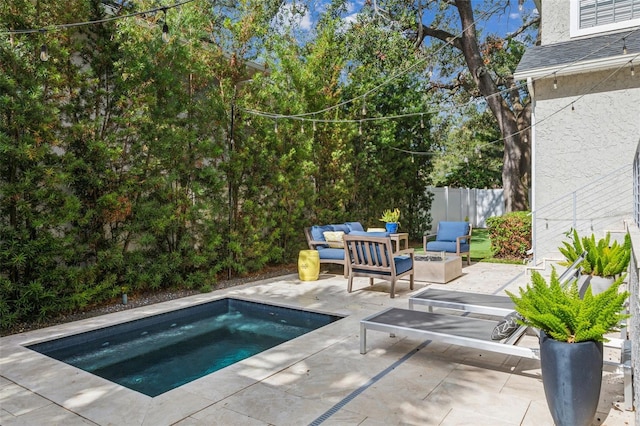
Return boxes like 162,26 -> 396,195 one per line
0,262 -> 632,425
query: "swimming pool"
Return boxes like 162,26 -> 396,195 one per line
28,298 -> 342,397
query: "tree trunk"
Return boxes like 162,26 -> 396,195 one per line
456,1 -> 530,212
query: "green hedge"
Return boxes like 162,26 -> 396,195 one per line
0,2 -> 434,329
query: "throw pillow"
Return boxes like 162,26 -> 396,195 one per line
491,311 -> 523,340
323,231 -> 345,248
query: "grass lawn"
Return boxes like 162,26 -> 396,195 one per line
469,228 -> 492,260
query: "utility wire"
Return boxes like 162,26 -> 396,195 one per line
389,50 -> 640,156
3,1 -> 637,157
244,2 -> 508,120
244,26 -> 638,125
0,0 -> 196,35
243,23 -> 638,159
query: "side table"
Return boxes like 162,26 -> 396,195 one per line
389,233 -> 409,252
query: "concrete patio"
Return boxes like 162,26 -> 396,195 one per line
0,261 -> 633,425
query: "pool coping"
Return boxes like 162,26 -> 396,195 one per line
0,274 -> 357,425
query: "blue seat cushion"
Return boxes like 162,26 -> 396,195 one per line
394,255 -> 413,274
426,240 -> 470,254
436,222 -> 469,243
317,248 -> 345,260
348,230 -> 390,237
330,224 -> 349,233
345,222 -> 365,232
353,255 -> 412,276
310,225 -> 332,248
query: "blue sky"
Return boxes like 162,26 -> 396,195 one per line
273,0 -> 537,40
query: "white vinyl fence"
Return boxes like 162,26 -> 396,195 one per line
427,187 -> 504,230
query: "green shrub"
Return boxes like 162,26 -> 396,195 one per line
486,212 -> 531,260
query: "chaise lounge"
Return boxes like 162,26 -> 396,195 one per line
407,252 -> 587,315
362,254 -> 586,356
359,252 -> 633,410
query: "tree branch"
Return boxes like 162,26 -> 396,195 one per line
416,26 -> 463,50
507,17 -> 540,41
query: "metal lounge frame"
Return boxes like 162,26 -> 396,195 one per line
360,256 -> 586,358
360,308 -> 534,357
407,252 -> 587,316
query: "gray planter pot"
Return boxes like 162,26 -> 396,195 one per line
540,330 -> 603,426
588,275 -> 615,295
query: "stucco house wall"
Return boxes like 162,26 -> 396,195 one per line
530,69 -> 639,258
517,3 -> 640,415
515,0 -> 640,261
540,0 -> 571,44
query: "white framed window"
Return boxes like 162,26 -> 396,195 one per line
570,0 -> 640,37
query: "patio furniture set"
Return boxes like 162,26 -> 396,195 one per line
304,220 -> 471,289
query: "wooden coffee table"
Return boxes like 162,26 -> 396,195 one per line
413,254 -> 462,284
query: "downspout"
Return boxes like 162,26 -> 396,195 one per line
527,76 -> 537,264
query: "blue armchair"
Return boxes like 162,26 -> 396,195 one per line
423,221 -> 472,265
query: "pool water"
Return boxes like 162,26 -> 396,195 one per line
28,298 -> 341,397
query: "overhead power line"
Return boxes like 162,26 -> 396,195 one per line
0,0 -> 195,35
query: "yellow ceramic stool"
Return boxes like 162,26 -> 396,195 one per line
298,250 -> 320,281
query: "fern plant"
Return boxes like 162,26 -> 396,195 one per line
559,230 -> 631,277
506,268 -> 629,343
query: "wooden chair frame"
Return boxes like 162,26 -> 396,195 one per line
344,234 -> 414,298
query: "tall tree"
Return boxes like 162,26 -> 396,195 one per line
361,0 -> 539,212
430,107 -> 503,188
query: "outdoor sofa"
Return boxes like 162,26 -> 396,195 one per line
304,221 -> 390,276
